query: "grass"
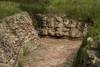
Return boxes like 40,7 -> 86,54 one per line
72,20 -> 100,67
19,3 -> 47,13
18,42 -> 30,67
0,1 -> 22,19
18,41 -> 36,67
1,0 -> 100,22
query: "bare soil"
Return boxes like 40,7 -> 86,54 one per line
24,38 -> 82,67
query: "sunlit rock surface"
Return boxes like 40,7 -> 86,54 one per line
0,12 -> 39,67
35,14 -> 88,38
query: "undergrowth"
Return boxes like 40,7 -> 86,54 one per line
0,1 -> 22,19
72,20 -> 100,67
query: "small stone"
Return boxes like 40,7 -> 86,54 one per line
87,37 -> 93,42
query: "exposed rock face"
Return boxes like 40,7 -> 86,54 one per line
78,38 -> 100,67
0,12 -> 39,67
36,14 -> 88,38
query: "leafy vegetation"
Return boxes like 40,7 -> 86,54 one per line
1,0 -> 100,21
0,1 -> 22,19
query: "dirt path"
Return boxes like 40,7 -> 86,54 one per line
25,38 -> 82,67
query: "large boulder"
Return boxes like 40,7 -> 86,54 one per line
36,14 -> 88,38
0,12 -> 39,67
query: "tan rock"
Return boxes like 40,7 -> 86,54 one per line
55,28 -> 64,36
69,28 -> 82,38
63,19 -> 70,27
41,28 -> 48,35
48,29 -> 55,36
0,12 -> 39,67
37,14 -> 88,38
55,22 -> 64,28
55,16 -> 63,22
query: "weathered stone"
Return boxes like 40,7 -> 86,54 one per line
36,14 -> 88,38
62,27 -> 70,32
40,28 -> 48,35
63,32 -> 69,36
69,28 -> 82,38
55,16 -> 63,22
55,23 -> 64,28
63,19 -> 70,27
48,29 -> 55,36
70,20 -> 77,28
0,12 -> 39,67
55,28 -> 64,36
